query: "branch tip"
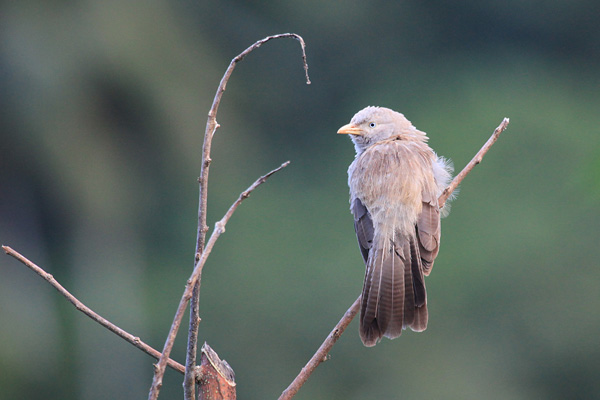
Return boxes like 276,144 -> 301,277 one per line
437,117 -> 510,208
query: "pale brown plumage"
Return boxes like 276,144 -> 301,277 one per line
338,106 -> 453,347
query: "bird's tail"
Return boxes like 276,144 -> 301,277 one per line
359,233 -> 428,347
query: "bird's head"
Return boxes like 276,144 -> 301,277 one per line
338,106 -> 426,154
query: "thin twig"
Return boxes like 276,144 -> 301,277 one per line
197,32 -> 310,261
183,33 -> 310,400
438,118 -> 510,208
1,245 -> 186,375
279,296 -> 361,400
149,161 -> 291,400
185,284 -> 201,399
280,117 -> 510,399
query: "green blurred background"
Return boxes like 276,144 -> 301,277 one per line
1,1 -> 599,399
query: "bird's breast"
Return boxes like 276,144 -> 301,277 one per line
348,141 -> 436,237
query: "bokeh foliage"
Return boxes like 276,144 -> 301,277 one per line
1,1 -> 599,399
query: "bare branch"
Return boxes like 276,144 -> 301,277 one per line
185,283 -> 202,400
279,296 -> 361,400
149,161 -> 291,400
1,245 -> 186,375
438,118 -> 510,208
183,33 -> 310,400
280,117 -> 510,399
197,32 -> 310,260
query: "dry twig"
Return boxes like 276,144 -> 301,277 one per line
182,33 -> 310,400
1,33 -> 308,400
438,118 -> 510,208
2,160 -> 289,398
279,297 -> 361,400
148,33 -> 310,400
148,161 -> 291,400
279,117 -> 510,399
1,245 -> 186,375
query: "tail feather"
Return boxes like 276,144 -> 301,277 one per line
402,244 -> 415,329
359,232 -> 429,346
360,252 -> 383,346
380,245 -> 404,339
411,302 -> 429,332
410,235 -> 428,332
410,236 -> 427,307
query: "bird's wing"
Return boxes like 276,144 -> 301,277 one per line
351,197 -> 374,264
416,192 -> 441,276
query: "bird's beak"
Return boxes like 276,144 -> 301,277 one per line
337,123 -> 363,136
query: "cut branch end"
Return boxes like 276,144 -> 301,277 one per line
197,343 -> 236,400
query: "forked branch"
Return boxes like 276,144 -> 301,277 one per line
2,161 -> 290,399
197,33 -> 310,257
149,161 -> 291,400
184,33 -> 310,400
1,33 -> 309,400
2,160 -> 290,398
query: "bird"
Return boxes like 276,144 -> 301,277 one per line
338,106 -> 453,347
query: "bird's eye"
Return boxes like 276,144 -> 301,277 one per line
369,122 -> 376,128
